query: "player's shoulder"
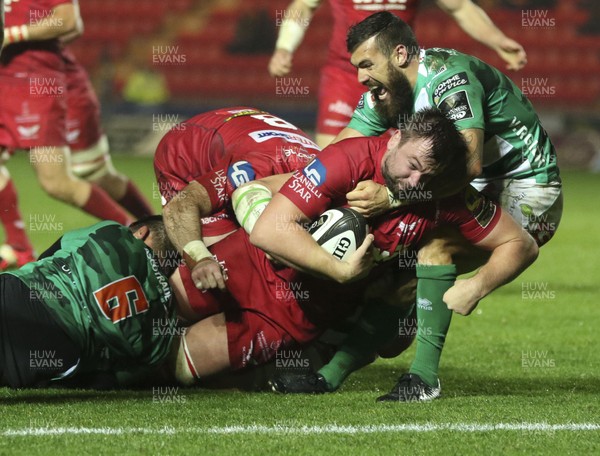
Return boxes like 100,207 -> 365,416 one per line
425,48 -> 481,83
320,136 -> 387,174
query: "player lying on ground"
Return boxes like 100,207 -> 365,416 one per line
165,109 -> 537,388
248,108 -> 539,400
0,216 -> 178,389
269,0 -> 527,148
283,11 -> 562,401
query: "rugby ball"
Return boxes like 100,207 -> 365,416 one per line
308,208 -> 368,261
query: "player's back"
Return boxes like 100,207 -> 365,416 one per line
7,222 -> 176,371
154,107 -> 319,204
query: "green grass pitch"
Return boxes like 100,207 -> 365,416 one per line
1,154 -> 599,455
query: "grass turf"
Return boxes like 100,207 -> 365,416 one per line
1,154 -> 599,455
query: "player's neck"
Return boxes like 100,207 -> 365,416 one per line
405,59 -> 419,90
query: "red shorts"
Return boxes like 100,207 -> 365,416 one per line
316,64 -> 366,137
0,69 -> 67,153
65,60 -> 103,151
181,229 -> 320,370
154,137 -> 237,237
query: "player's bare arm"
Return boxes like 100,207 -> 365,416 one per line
436,0 -> 527,71
250,192 -> 375,283
3,3 -> 78,46
163,181 -> 227,291
443,208 -> 539,316
268,0 -> 321,77
59,0 -> 84,44
330,127 -> 365,145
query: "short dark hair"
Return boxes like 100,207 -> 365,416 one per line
129,215 -> 164,233
399,108 -> 468,177
347,11 -> 419,61
129,215 -> 173,255
130,215 -> 179,276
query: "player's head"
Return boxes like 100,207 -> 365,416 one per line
347,12 -> 419,128
381,108 -> 468,198
347,11 -> 419,59
130,215 -> 179,276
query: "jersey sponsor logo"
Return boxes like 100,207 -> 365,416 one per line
279,146 -> 316,165
201,212 -> 229,225
16,124 -> 41,139
248,130 -> 319,150
433,72 -> 469,103
509,116 -> 543,160
146,248 -> 172,304
352,0 -> 409,12
465,186 -> 496,228
302,158 -> 326,187
227,161 -> 256,188
357,96 -> 365,110
398,220 -> 418,236
288,172 -> 323,203
438,90 -> 474,121
210,169 -> 228,203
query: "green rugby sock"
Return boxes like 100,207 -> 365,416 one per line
318,303 -> 409,391
409,264 -> 457,387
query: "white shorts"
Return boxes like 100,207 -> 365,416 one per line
471,178 -> 563,246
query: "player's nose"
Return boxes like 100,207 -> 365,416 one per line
357,69 -> 370,85
407,172 -> 421,189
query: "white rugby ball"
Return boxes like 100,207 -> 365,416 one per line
308,208 -> 368,261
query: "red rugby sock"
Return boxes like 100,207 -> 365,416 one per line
117,180 -> 154,219
82,184 -> 132,225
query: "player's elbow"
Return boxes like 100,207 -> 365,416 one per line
524,234 -> 539,266
53,5 -> 79,35
467,161 -> 483,180
515,232 -> 539,273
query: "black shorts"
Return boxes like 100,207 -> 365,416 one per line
0,274 -> 80,388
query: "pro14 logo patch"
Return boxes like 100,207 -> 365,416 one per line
227,161 -> 256,188
438,90 -> 474,121
302,158 -> 327,187
465,186 -> 496,228
433,72 -> 469,103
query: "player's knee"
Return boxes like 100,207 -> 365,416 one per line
173,335 -> 200,386
70,135 -> 112,181
38,175 -> 74,201
417,238 -> 453,265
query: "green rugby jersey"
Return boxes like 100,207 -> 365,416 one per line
348,48 -> 559,184
8,221 -> 176,384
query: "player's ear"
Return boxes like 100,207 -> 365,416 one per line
388,129 -> 402,149
394,44 -> 408,68
132,225 -> 150,241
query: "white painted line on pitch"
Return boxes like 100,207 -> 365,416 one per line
2,423 -> 600,437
